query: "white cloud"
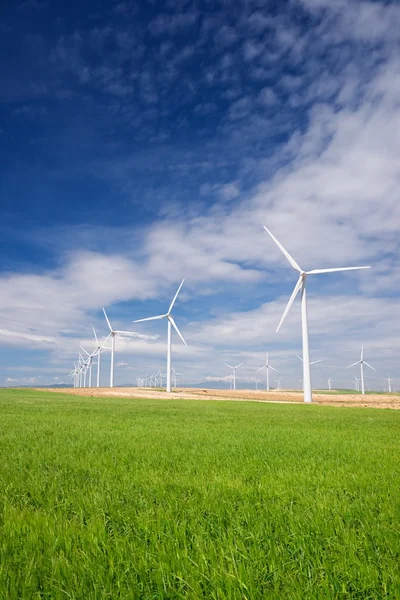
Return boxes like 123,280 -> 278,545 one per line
2,0 -> 400,389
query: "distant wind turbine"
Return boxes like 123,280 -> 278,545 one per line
80,345 -> 94,387
134,279 -> 187,393
224,362 -> 244,390
256,352 -> 278,391
78,353 -> 86,387
346,345 -> 376,395
172,366 -> 182,389
386,376 -> 393,393
328,377 -> 333,391
263,226 -> 370,403
92,327 -> 111,388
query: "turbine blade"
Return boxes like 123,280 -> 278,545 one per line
224,363 -> 234,369
361,344 -> 364,361
134,314 -> 166,323
256,366 -> 265,372
116,331 -> 156,341
115,330 -> 141,336
364,361 -> 376,372
263,226 -> 302,272
296,354 -> 303,362
306,266 -> 370,275
100,333 -> 112,349
168,279 -> 185,314
310,358 -> 324,365
80,345 -> 90,356
269,365 -> 279,373
102,307 -> 113,332
276,275 -> 303,332
169,315 -> 187,346
93,327 -> 99,345
347,361 -> 361,368
234,362 -> 244,369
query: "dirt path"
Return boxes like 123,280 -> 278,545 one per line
43,387 -> 400,409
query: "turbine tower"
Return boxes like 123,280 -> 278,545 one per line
346,345 -> 376,395
386,376 -> 393,393
224,362 -> 244,390
92,327 -> 111,388
328,377 -> 333,391
134,280 -> 187,393
263,226 -> 370,403
256,353 -> 278,391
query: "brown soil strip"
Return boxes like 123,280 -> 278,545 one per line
42,387 -> 400,410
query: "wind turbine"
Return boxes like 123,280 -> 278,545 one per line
276,376 -> 283,390
172,366 -> 182,389
92,327 -> 111,388
256,352 -> 278,391
328,377 -> 333,391
78,353 -> 86,387
224,362 -> 244,390
80,345 -> 94,388
103,308 -> 148,388
69,364 -> 79,388
386,376 -> 393,393
134,280 -> 187,393
346,345 -> 376,395
264,226 -> 370,403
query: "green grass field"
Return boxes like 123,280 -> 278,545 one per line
0,389 -> 399,599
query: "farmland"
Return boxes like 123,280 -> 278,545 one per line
0,389 -> 399,599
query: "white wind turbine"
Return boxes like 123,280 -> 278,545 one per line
92,327 -> 111,388
256,352 -> 278,391
276,376 -> 283,391
80,345 -> 94,388
224,362 -> 244,390
386,376 -> 393,393
264,226 -> 370,403
346,345 -> 376,395
76,355 -> 82,387
172,366 -> 182,389
102,308 -> 147,388
328,377 -> 333,391
69,364 -> 79,388
78,353 -> 86,387
134,280 -> 187,393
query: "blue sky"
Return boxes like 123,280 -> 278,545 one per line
1,0 -> 399,389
